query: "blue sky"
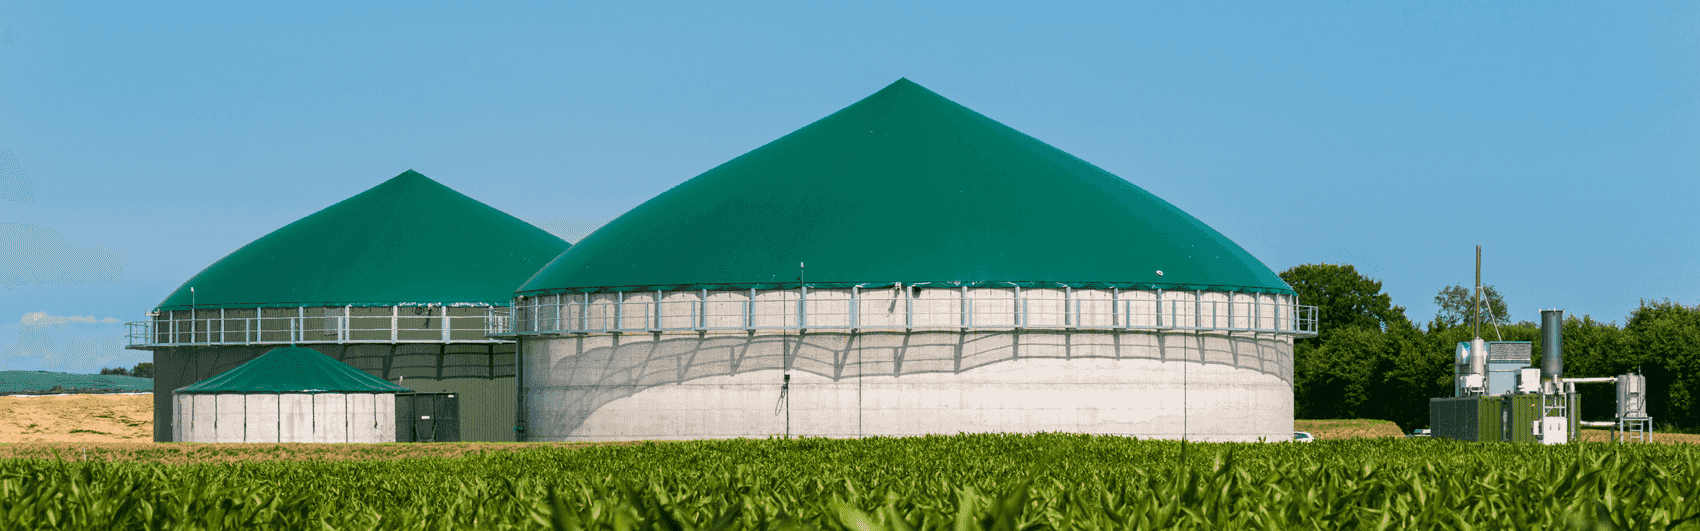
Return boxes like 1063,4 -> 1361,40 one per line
2,1 -> 1695,374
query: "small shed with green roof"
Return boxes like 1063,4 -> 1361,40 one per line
175,346 -> 413,443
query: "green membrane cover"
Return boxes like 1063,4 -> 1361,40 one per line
175,346 -> 412,394
520,79 -> 1291,295
157,171 -> 569,311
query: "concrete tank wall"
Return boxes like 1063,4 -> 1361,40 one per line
519,328 -> 1292,442
151,342 -> 517,442
173,392 -> 397,443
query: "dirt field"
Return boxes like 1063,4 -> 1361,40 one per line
0,393 -> 153,443
1295,419 -> 1407,439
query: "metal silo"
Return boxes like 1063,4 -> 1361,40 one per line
503,80 -> 1317,442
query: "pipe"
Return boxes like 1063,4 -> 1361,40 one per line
1469,337 -> 1487,383
1541,309 -> 1564,382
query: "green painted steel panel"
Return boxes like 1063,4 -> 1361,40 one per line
520,79 -> 1293,296
1509,394 -> 1541,444
157,171 -> 568,311
176,346 -> 413,394
397,378 -> 516,442
1478,396 -> 1504,442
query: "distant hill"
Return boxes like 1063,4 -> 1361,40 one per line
0,371 -> 153,394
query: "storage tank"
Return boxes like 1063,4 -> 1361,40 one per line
506,79 -> 1317,442
174,346 -> 412,443
129,171 -> 569,442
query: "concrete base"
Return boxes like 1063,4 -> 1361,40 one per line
521,330 -> 1292,442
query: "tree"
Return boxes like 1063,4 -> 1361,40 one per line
1279,264 -> 1411,345
99,366 -> 130,376
1432,284 -> 1509,330
130,362 -> 154,379
1624,300 -> 1700,429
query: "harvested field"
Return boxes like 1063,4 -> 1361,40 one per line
0,441 -> 634,464
1578,429 -> 1700,444
0,393 -> 152,443
1294,419 -> 1406,439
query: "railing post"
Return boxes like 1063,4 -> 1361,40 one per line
851,286 -> 860,331
699,289 -> 708,330
798,285 -> 806,330
1255,295 -> 1262,332
961,286 -> 968,328
904,285 -> 913,330
1156,289 -> 1164,328
1014,286 -> 1023,328
390,305 -> 398,343
746,288 -> 755,330
654,290 -> 663,331
441,305 -> 450,341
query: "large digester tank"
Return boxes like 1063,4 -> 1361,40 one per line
129,171 -> 568,442
506,80 -> 1317,442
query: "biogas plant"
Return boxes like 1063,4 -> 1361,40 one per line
131,79 -> 1319,443
1428,248 -> 1653,444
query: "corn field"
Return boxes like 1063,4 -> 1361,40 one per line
2,434 -> 1697,530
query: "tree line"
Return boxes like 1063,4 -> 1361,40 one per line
1281,264 -> 1700,432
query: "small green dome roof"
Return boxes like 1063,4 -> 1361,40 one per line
176,346 -> 412,394
519,79 -> 1291,296
158,171 -> 569,311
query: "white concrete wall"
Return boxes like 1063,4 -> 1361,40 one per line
247,394 -> 281,443
313,393 -> 348,443
214,394 -> 245,443
175,393 -> 397,443
347,393 -> 378,443
190,395 -> 217,441
375,394 -> 397,443
279,394 -> 313,443
521,328 -> 1293,442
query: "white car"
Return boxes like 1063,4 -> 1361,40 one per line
1292,431 -> 1315,443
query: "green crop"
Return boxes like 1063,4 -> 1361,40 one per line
2,434 -> 1697,530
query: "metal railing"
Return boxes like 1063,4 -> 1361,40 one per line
126,306 -> 511,348
501,288 -> 1317,337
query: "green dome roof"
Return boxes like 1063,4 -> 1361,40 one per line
519,79 -> 1291,296
158,171 -> 569,311
176,346 -> 412,394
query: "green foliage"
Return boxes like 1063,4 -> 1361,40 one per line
1279,265 -> 1410,346
1432,284 -> 1510,329
1625,301 -> 1700,428
3,435 -> 1699,530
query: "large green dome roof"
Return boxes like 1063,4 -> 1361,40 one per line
158,171 -> 569,311
519,79 -> 1291,296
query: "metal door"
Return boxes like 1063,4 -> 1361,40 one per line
395,392 -> 461,442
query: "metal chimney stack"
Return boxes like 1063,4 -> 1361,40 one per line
1468,246 -> 1488,382
1541,309 -> 1564,382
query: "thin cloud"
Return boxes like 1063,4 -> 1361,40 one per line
1,150 -> 34,204
0,223 -> 123,289
19,312 -> 122,326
